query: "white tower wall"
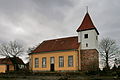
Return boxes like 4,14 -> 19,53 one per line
78,29 -> 98,50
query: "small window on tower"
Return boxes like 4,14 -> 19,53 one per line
84,34 -> 88,39
86,43 -> 88,47
96,36 -> 98,40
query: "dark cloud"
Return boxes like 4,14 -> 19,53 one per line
0,0 -> 119,51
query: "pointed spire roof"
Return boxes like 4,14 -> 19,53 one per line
77,12 -> 99,35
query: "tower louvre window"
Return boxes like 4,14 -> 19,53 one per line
84,34 -> 88,39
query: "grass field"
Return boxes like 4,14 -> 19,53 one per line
0,75 -> 119,80
0,70 -> 119,80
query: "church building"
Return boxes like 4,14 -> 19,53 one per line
29,12 -> 99,71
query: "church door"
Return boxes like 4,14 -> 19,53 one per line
50,57 -> 55,71
6,65 -> 9,72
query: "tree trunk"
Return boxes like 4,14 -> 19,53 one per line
106,52 -> 110,70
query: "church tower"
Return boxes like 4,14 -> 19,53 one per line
77,12 -> 99,50
77,12 -> 99,71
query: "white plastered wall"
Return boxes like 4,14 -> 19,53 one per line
78,29 -> 98,50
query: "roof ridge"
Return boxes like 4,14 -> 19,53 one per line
0,58 -> 5,60
44,36 -> 78,41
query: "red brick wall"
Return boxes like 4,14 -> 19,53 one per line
80,49 -> 99,71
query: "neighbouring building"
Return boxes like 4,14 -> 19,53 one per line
0,57 -> 25,73
29,12 -> 99,72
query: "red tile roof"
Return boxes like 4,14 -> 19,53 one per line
32,36 -> 79,53
77,12 -> 99,35
0,57 -> 24,65
10,57 -> 24,64
0,58 -> 12,65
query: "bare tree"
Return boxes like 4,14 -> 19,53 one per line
0,40 -> 24,58
27,47 -> 36,54
99,38 -> 119,70
0,40 -> 25,71
114,58 -> 120,67
24,46 -> 36,62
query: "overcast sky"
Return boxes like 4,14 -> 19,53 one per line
0,0 -> 120,50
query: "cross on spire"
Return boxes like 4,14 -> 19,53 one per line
86,6 -> 88,13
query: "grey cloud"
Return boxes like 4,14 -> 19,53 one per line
0,0 -> 120,51
32,0 -> 77,21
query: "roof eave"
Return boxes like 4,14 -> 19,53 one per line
29,49 -> 79,55
76,28 -> 99,35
